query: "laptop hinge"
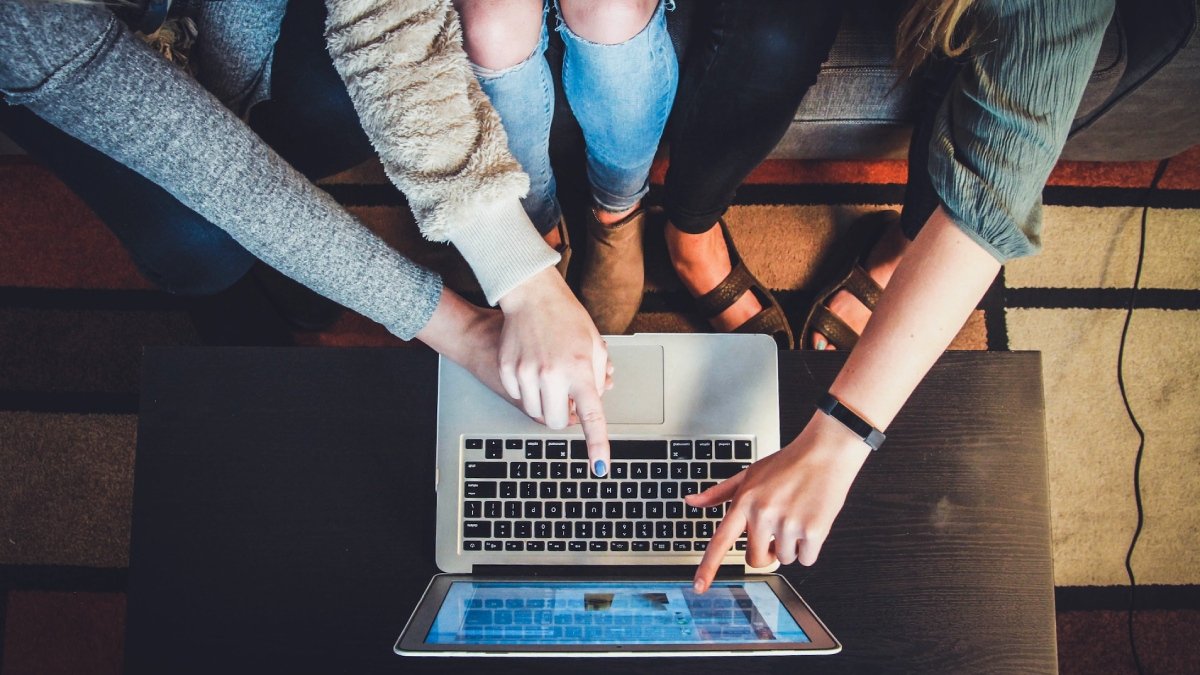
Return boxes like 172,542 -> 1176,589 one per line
473,564 -> 747,578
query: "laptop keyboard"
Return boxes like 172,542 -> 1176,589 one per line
460,438 -> 752,554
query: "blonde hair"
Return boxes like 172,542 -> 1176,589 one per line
895,0 -> 980,76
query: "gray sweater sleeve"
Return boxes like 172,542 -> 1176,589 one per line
0,1 -> 442,340
928,0 -> 1114,261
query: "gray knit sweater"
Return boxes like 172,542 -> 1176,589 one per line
0,0 -> 558,339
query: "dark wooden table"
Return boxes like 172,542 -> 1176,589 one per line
125,347 -> 1055,674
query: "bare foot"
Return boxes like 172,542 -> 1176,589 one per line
665,220 -> 763,332
812,222 -> 911,350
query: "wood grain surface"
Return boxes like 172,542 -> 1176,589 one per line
126,348 -> 1053,674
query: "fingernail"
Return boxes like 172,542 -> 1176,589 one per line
593,459 -> 607,477
693,579 -> 705,593
815,338 -> 827,351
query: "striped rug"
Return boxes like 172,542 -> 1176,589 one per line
1,148 -> 1198,673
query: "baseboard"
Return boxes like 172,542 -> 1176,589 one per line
1056,585 -> 1200,611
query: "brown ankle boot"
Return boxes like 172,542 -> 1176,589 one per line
580,207 -> 645,334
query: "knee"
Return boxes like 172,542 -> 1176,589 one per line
131,220 -> 257,296
559,0 -> 658,45
454,0 -> 544,70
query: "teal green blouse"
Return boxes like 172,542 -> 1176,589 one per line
929,0 -> 1116,261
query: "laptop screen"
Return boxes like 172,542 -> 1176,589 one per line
425,580 -> 811,646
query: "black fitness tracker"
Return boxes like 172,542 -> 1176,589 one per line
817,393 -> 886,451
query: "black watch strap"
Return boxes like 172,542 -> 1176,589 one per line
817,393 -> 886,451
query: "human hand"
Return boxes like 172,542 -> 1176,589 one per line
686,411 -> 872,592
497,267 -> 612,475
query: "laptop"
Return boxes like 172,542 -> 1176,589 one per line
396,333 -> 840,656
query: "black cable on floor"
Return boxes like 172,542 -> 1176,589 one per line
1119,157 -> 1170,675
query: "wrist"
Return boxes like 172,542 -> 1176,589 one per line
497,266 -> 565,314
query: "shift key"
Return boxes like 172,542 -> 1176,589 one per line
709,463 -> 750,479
464,462 -> 506,478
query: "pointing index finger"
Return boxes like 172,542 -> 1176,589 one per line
694,507 -> 747,594
571,383 -> 610,477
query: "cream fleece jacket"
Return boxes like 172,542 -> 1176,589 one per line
325,0 -> 560,305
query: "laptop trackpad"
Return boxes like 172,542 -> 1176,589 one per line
603,345 -> 664,424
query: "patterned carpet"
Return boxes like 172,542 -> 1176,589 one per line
1,147 -> 1199,673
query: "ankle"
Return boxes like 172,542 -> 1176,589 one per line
593,202 -> 640,227
665,221 -> 723,269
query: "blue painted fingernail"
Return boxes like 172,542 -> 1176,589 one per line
815,338 -> 827,351
594,459 -> 607,477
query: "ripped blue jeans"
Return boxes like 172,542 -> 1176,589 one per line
471,0 -> 678,235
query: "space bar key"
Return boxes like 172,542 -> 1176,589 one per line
608,440 -> 669,460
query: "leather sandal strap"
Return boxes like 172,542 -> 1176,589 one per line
843,265 -> 883,311
734,304 -> 794,349
694,262 -> 756,320
808,304 -> 859,351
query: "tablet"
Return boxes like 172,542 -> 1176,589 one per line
396,574 -> 840,657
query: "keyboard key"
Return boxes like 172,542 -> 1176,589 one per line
581,482 -> 598,499
560,482 -> 578,499
465,462 -> 506,479
465,481 -> 497,499
524,502 -> 542,519
640,483 -> 658,499
555,522 -> 572,539
715,440 -> 733,459
585,502 -> 603,519
515,521 -> 532,538
485,540 -> 502,551
735,440 -> 753,459
570,440 -> 589,459
464,501 -> 481,518
545,501 -> 563,518
647,502 -> 664,518
620,482 -> 638,499
485,501 -> 501,518
610,440 -> 668,460
535,521 -> 551,538
710,463 -> 749,479
596,521 -> 612,538
506,439 -> 523,450
504,502 -> 521,518
682,482 -> 700,497
605,503 -> 622,519
690,463 -> 708,480
520,481 -> 537,499
695,440 -> 714,459
701,481 -> 717,492
611,541 -> 629,551
625,502 -> 644,519
506,541 -> 524,551
695,540 -> 709,551
706,505 -> 723,519
463,521 -> 491,538
656,522 -> 673,539
631,462 -> 648,479
735,541 -> 748,551
670,440 -> 693,460
660,482 -> 678,500
486,439 -> 503,459
671,463 -> 689,479
527,541 -> 546,551
546,440 -> 568,459
611,462 -> 628,479
464,540 -> 482,551
636,521 -> 653,539
501,482 -> 517,499
698,521 -> 714,538
601,483 -> 618,499
632,541 -> 650,551
616,521 -> 633,538
525,440 -> 543,459
686,504 -> 704,518
667,502 -> 683,519
651,462 -> 668,479
548,541 -> 566,551
539,482 -> 557,499
531,462 -> 548,479
569,541 -> 587,552
566,502 -> 583,519
551,462 -> 568,479
590,541 -> 608,551
495,522 -> 512,538
673,541 -> 691,551
466,438 -> 483,450
653,541 -> 671,552
509,462 -> 528,479
676,522 -> 693,538
571,462 -> 588,479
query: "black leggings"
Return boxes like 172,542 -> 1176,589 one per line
663,0 -> 843,234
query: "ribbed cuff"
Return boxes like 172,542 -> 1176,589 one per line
450,198 -> 561,306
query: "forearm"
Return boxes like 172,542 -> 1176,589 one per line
828,206 -> 1001,442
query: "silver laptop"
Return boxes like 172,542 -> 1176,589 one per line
397,333 -> 840,656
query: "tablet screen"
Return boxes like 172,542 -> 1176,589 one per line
425,580 -> 810,645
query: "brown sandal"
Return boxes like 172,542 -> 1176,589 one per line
692,218 -> 795,350
801,210 -> 898,351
